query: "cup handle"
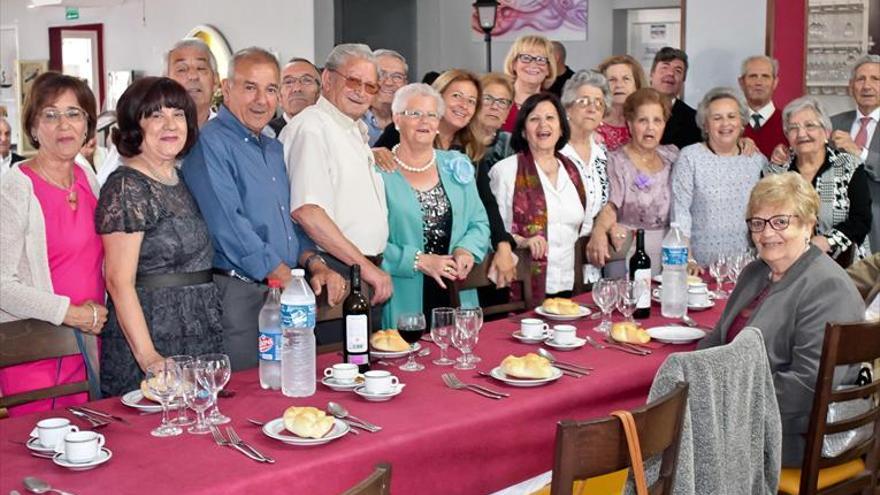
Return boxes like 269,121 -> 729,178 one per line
541,323 -> 550,331
324,368 -> 334,377
69,425 -> 80,433
389,377 -> 399,387
96,434 -> 105,449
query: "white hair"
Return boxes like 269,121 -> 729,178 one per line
373,49 -> 409,75
850,54 -> 880,80
324,43 -> 377,75
782,96 -> 833,133
739,55 -> 779,78
164,38 -> 218,75
695,87 -> 749,139
391,83 -> 445,116
560,70 -> 611,115
227,46 -> 279,80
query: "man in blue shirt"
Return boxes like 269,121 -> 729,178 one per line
183,47 -> 345,371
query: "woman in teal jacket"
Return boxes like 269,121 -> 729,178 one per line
380,83 -> 490,327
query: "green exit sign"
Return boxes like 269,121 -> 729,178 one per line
65,7 -> 79,20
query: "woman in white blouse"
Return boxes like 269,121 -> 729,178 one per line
559,70 -> 610,284
489,92 -> 589,300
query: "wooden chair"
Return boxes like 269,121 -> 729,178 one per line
778,320 -> 880,495
549,382 -> 689,494
0,319 -> 98,417
315,290 -> 344,355
572,236 -> 591,295
448,248 -> 535,317
341,462 -> 391,495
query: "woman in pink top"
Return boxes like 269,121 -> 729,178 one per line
595,55 -> 647,151
0,72 -> 108,416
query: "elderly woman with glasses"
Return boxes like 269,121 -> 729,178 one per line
380,83 -> 490,327
0,72 -> 108,416
698,172 -> 864,466
500,35 -> 558,133
672,87 -> 766,271
768,96 -> 872,265
596,54 -> 647,151
559,70 -> 611,283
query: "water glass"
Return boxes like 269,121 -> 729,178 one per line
452,308 -> 479,370
145,358 -> 183,437
430,307 -> 456,366
166,354 -> 194,427
197,353 -> 231,425
592,278 -> 619,334
616,280 -> 637,322
709,255 -> 729,299
397,312 -> 426,372
180,362 -> 215,435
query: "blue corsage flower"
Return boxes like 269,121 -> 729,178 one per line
442,153 -> 475,185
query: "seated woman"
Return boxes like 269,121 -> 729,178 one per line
672,87 -> 766,268
490,92 -> 588,300
768,96 -> 872,266
0,72 -> 108,416
596,54 -> 646,151
96,77 -> 223,397
559,70 -> 611,283
698,172 -> 864,466
380,83 -> 490,327
587,88 -> 679,277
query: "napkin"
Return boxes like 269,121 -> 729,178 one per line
487,252 -> 519,287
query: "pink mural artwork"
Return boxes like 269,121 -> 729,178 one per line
471,0 -> 588,41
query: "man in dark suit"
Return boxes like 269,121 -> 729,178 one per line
0,117 -> 24,176
650,47 -> 701,149
548,41 -> 574,97
830,55 -> 879,253
269,58 -> 320,137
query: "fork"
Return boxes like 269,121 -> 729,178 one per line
209,425 -> 266,463
226,427 -> 275,463
446,373 -> 510,397
442,373 -> 504,399
604,334 -> 652,355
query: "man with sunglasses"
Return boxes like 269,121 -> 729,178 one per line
268,57 -> 321,137
282,44 -> 391,342
363,49 -> 408,146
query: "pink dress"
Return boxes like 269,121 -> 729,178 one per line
0,165 -> 104,416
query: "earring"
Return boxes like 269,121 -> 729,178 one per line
32,134 -> 38,143
395,126 -> 400,131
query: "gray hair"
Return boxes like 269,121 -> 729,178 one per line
851,54 -> 880,80
373,48 -> 409,75
560,70 -> 611,116
391,83 -> 446,116
740,55 -> 779,78
227,46 -> 279,79
782,96 -> 832,133
324,43 -> 377,75
164,38 -> 218,75
695,87 -> 749,139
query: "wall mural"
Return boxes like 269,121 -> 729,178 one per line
471,0 -> 588,41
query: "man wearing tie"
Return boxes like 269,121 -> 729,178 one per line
831,55 -> 879,253
740,56 -> 787,158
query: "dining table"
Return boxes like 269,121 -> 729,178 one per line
0,292 -> 727,495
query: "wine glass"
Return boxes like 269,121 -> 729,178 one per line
709,255 -> 729,299
430,307 -> 456,366
592,278 -> 619,334
397,313 -> 426,372
616,280 -> 637,322
181,362 -> 215,435
197,353 -> 231,425
166,354 -> 194,427
463,307 -> 483,363
452,309 -> 479,370
145,358 -> 183,437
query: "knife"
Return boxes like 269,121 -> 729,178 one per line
71,405 -> 130,425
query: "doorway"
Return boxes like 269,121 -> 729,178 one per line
335,0 -> 417,78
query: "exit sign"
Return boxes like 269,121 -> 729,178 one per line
65,7 -> 79,20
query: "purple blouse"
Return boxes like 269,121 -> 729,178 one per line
607,144 -> 679,229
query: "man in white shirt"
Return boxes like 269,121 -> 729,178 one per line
282,43 -> 392,307
831,55 -> 880,252
739,56 -> 787,158
0,117 -> 24,176
361,49 -> 408,146
267,58 -> 321,137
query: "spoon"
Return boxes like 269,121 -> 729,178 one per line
23,477 -> 75,495
681,315 -> 712,331
536,348 -> 593,373
327,402 -> 381,432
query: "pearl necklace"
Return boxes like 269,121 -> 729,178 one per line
392,144 -> 436,173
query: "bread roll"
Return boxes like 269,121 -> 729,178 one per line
283,406 -> 335,438
500,353 -> 553,379
542,298 -> 581,315
140,379 -> 161,402
611,322 -> 651,344
370,329 -> 410,352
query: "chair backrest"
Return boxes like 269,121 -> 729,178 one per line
340,462 -> 392,495
798,320 -> 880,495
0,319 -> 96,415
549,382 -> 689,495
448,248 -> 534,317
572,236 -> 590,295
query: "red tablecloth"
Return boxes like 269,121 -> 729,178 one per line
0,297 -> 725,495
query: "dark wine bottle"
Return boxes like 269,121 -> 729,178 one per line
629,229 -> 652,319
343,264 -> 371,373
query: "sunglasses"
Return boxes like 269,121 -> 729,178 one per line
330,69 -> 379,95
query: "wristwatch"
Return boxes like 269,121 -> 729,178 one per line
304,253 -> 328,273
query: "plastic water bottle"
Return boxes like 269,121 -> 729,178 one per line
661,223 -> 688,318
258,279 -> 282,390
280,269 -> 316,397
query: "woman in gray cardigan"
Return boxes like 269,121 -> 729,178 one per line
698,172 -> 864,467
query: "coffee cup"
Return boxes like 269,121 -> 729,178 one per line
551,325 -> 577,345
30,417 -> 79,449
520,318 -> 549,338
363,370 -> 399,394
323,363 -> 359,383
688,283 -> 710,306
54,430 -> 105,463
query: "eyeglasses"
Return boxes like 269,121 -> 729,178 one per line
516,54 -> 549,66
448,91 -> 478,108
399,109 -> 441,121
379,70 -> 407,84
282,75 -> 319,88
785,122 -> 823,134
40,108 -> 86,125
329,69 -> 379,95
481,94 -> 512,109
745,214 -> 798,233
573,96 -> 606,109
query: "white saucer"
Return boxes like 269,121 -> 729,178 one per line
262,417 -> 349,446
321,375 -> 365,391
370,342 -> 420,359
53,447 -> 112,471
543,337 -> 587,350
353,384 -> 405,402
535,305 -> 591,321
512,330 -> 550,344
652,289 -> 716,310
121,389 -> 179,412
26,436 -> 57,453
646,325 -> 706,344
488,366 -> 563,387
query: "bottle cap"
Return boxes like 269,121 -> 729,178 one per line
291,268 -> 306,277
267,278 -> 283,288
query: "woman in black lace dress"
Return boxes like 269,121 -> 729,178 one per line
96,77 -> 223,397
